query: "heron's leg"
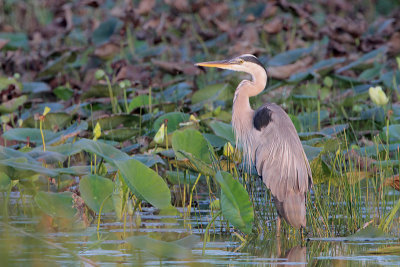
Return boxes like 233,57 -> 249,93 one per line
276,215 -> 281,237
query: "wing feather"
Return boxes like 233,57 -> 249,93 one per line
253,103 -> 312,202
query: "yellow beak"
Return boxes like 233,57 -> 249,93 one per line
195,60 -> 232,69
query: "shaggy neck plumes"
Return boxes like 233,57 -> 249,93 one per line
231,66 -> 267,168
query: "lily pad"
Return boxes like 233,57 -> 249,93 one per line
336,46 -> 386,74
191,83 -> 231,104
128,95 -> 151,112
172,129 -> 212,164
102,128 -> 139,142
22,113 -> 72,130
92,17 -> 122,45
209,121 -> 236,145
0,95 -> 27,114
79,174 -> 114,213
0,158 -> 58,178
90,114 -> 140,131
0,32 -> 29,51
37,51 -> 77,79
22,82 -> 51,94
346,225 -> 392,241
268,45 -> 315,66
153,112 -> 189,133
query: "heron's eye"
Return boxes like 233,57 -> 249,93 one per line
238,59 -> 244,64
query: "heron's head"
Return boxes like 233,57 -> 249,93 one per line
195,54 -> 266,75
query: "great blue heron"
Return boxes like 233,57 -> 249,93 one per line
195,54 -> 313,236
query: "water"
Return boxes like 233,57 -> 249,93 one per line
1,194 -> 399,266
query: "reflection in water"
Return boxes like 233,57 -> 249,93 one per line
281,245 -> 307,266
1,195 -> 400,266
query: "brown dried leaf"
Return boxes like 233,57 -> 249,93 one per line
268,56 -> 313,80
382,175 -> 400,191
136,0 -> 155,15
115,64 -> 151,85
263,17 -> 283,34
164,0 -> 190,12
388,32 -> 400,55
94,42 -> 120,59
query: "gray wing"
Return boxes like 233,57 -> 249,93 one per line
253,103 -> 313,202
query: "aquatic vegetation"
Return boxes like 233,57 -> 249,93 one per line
1,0 -> 400,265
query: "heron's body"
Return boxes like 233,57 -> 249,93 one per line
196,54 -> 313,235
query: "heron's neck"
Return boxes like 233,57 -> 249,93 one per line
231,67 -> 267,167
248,66 -> 267,97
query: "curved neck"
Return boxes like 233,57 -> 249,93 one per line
231,66 -> 267,167
246,65 -> 268,97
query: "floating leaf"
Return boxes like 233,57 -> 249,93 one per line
127,235 -> 192,259
0,32 -> 29,51
78,139 -> 130,162
27,150 -> 67,164
209,121 -> 235,145
0,95 -> 27,114
366,246 -> 400,255
268,45 -> 314,66
382,124 -> 400,143
0,158 -> 58,178
22,113 -> 72,130
37,51 -> 77,79
172,129 -> 212,164
102,128 -> 139,142
203,133 -> 227,148
346,225 -> 392,241
191,83 -> 231,104
53,85 -> 74,100
303,145 -> 323,161
132,154 -> 165,167
336,46 -> 386,74
34,191 -> 77,218
79,174 -> 114,213
92,17 -> 122,45
128,95 -> 151,112
153,112 -> 189,133
215,171 -> 254,234
22,82 -> 51,94
82,84 -> 123,99
90,114 -> 140,131
115,158 -> 172,210
3,128 -> 57,144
